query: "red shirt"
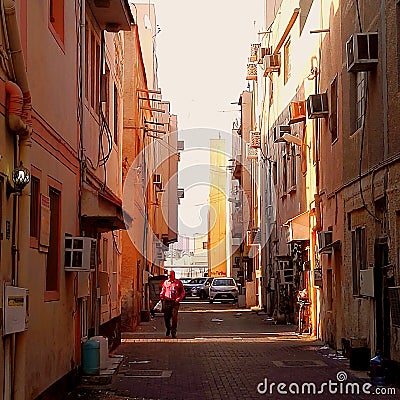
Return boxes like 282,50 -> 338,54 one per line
160,278 -> 185,302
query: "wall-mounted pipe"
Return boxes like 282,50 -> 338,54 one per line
2,2 -> 31,400
4,0 -> 31,130
5,80 -> 30,133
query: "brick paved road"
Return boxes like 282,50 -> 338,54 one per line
66,301 -> 397,400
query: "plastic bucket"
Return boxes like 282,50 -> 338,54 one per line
82,339 -> 100,375
91,336 -> 108,369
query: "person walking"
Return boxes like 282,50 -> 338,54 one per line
160,270 -> 185,338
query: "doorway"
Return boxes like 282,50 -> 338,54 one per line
374,238 -> 393,359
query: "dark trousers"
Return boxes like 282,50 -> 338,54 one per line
162,300 -> 180,335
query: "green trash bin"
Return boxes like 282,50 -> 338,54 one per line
82,339 -> 100,375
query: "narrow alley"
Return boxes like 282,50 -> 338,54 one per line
2,1 -> 400,398
66,300 -> 396,400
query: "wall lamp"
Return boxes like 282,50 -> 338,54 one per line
7,161 -> 30,198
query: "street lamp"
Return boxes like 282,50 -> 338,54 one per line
7,161 -> 30,198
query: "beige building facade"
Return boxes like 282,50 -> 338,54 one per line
243,0 -> 400,381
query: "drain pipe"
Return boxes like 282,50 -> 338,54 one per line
3,1 -> 32,399
3,0 -> 32,173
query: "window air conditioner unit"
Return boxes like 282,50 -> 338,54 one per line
64,236 -> 97,271
360,268 -> 374,297
153,173 -> 162,185
278,269 -> 294,285
273,125 -> 291,143
177,140 -> 185,151
246,143 -> 259,159
306,93 -> 329,119
250,131 -> 261,148
318,231 -> 333,251
289,101 -> 306,124
346,32 -> 378,72
263,54 -> 281,75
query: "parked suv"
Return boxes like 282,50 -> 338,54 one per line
209,277 -> 239,303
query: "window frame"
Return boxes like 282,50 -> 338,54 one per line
48,0 -> 65,50
29,167 -> 42,248
351,226 -> 367,296
283,37 -> 291,85
113,83 -> 119,145
282,152 -> 288,195
85,20 -> 101,116
356,72 -> 367,131
330,76 -> 338,143
44,178 -> 62,302
289,145 -> 297,191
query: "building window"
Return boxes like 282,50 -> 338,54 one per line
90,32 -> 100,113
102,237 -> 108,272
284,38 -> 291,84
45,186 -> 61,299
272,161 -> 277,185
330,77 -> 338,142
114,83 -> 119,145
356,72 -> 367,130
85,21 -> 89,100
102,63 -> 110,124
351,226 -> 367,296
85,21 -> 100,115
112,240 -> 118,303
101,237 -> 108,306
49,0 -> 64,46
290,145 -> 297,189
30,176 -> 40,244
245,258 -> 253,282
327,269 -> 333,311
282,153 -> 288,194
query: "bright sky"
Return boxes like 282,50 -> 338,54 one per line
136,1 -> 264,236
150,0 -> 264,132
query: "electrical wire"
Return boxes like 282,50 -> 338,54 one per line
358,72 -> 382,224
355,0 -> 362,32
112,230 -> 122,255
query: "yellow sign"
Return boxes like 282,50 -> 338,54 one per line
8,296 -> 24,307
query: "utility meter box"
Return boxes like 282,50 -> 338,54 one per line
3,285 -> 29,335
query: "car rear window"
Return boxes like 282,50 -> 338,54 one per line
213,278 -> 235,286
189,277 -> 207,284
